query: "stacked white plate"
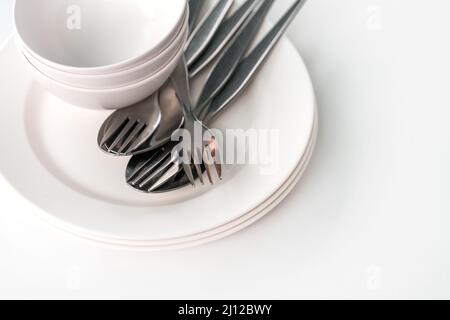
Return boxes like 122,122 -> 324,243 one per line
1,8 -> 317,250
13,0 -> 188,109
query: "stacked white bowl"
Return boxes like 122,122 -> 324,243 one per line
14,0 -> 188,109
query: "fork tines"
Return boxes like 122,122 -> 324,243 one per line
101,118 -> 150,155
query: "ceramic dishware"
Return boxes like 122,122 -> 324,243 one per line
14,0 -> 188,74
19,38 -> 185,109
16,12 -> 189,89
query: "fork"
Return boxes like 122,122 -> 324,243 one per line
189,0 -> 261,78
98,0 -> 258,155
127,58 -> 222,191
126,0 -> 308,192
169,57 -> 222,187
188,0 -> 204,31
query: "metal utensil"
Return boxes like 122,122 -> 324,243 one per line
196,0 -> 274,109
184,0 -> 234,67
142,82 -> 184,151
202,0 -> 308,123
97,1 -> 229,156
98,95 -> 161,154
189,0 -> 262,78
127,0 -> 273,156
98,0 -> 249,155
188,0 -> 204,32
127,0 -> 308,193
169,57 -> 222,187
127,58 -> 223,192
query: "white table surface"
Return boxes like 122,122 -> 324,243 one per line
1,0 -> 450,299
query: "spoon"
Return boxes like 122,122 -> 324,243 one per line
189,0 -> 262,78
127,0 -> 309,192
98,0 -> 253,155
126,0 -> 273,155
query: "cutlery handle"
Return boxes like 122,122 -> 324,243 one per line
185,0 -> 234,67
202,0 -> 308,124
171,57 -> 194,115
189,0 -> 262,78
196,0 -> 274,109
188,0 -> 204,32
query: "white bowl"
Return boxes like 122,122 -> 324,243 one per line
14,0 -> 187,74
20,40 -> 184,110
17,12 -> 188,89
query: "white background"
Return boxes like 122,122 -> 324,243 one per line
1,0 -> 450,299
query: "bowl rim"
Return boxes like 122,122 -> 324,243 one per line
17,11 -> 188,86
13,0 -> 188,74
21,34 -> 185,94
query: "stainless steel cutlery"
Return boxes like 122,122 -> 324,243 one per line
99,0 -> 257,155
185,0 -> 235,67
167,57 -> 222,189
126,0 -> 308,193
99,0 -> 308,192
196,0 -> 274,109
126,0 -> 273,155
189,0 -> 261,78
98,95 -> 161,155
188,0 -> 204,31
202,0 -> 308,123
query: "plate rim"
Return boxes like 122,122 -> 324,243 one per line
50,111 -> 318,250
0,29 -> 316,241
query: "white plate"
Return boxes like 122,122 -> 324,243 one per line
0,25 -> 316,243
16,30 -> 185,109
65,111 -> 318,250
